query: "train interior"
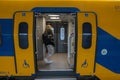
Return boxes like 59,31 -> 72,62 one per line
35,13 -> 76,71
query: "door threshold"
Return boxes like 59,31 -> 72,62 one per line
35,77 -> 77,80
38,69 -> 73,71
37,71 -> 76,76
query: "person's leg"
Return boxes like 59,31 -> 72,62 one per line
47,45 -> 54,57
44,45 -> 48,58
44,45 -> 54,63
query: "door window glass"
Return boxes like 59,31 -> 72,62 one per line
82,22 -> 92,49
19,22 -> 28,49
0,26 -> 2,46
60,27 -> 65,40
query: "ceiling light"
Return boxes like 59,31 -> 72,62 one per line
50,17 -> 60,19
48,15 -> 60,17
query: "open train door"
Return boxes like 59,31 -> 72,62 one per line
14,11 -> 36,76
76,12 -> 97,76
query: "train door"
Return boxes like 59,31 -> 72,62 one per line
76,12 -> 97,75
55,22 -> 68,53
14,11 -> 36,76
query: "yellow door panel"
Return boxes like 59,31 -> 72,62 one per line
0,57 -> 15,76
76,12 -> 97,75
14,12 -> 35,76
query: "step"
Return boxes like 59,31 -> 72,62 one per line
35,77 -> 77,80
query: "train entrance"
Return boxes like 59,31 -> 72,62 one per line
13,8 -> 97,78
35,13 -> 76,71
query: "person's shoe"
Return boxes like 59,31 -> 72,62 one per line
44,58 -> 53,64
44,58 -> 48,63
48,60 -> 53,63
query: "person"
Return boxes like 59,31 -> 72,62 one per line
42,25 -> 55,64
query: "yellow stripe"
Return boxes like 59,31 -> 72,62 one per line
95,63 -> 120,80
0,0 -> 120,1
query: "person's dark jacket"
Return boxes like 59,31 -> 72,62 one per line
42,29 -> 55,46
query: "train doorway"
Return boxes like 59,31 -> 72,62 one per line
35,13 -> 76,71
13,10 -> 96,77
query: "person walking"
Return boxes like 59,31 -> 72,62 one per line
42,24 -> 55,64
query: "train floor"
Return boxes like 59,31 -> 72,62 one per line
37,53 -> 72,71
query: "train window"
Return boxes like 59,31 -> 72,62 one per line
82,22 -> 92,49
0,26 -> 2,46
19,22 -> 28,49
